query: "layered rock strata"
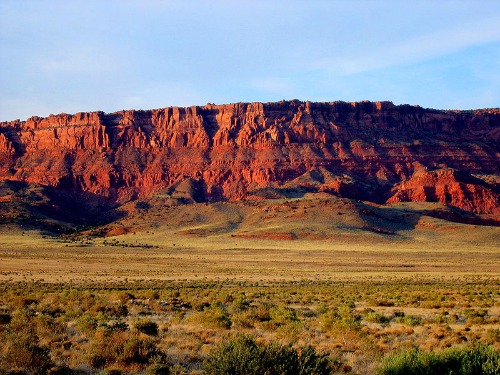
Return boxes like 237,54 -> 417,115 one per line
0,100 -> 498,214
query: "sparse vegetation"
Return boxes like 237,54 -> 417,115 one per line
0,198 -> 498,374
0,276 -> 498,374
378,344 -> 500,375
204,335 -> 335,375
133,319 -> 159,336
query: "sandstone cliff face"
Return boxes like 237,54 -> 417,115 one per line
387,169 -> 500,215
0,100 -> 498,213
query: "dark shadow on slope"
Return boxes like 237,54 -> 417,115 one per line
0,180 -> 126,235
247,186 -> 317,199
356,201 -> 500,235
423,205 -> 500,227
354,202 -> 421,235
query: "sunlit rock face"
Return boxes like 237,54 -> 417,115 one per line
0,100 -> 498,213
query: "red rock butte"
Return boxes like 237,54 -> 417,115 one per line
0,100 -> 499,214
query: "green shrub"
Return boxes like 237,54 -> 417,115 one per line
397,315 -> 421,326
1,331 -> 54,374
103,320 -> 128,332
8,310 -> 36,335
204,335 -> 334,375
133,319 -> 159,336
254,303 -> 272,321
461,308 -> 488,324
0,309 -> 55,374
121,336 -> 161,364
320,304 -> 361,332
434,313 -> 449,324
102,369 -> 122,375
189,306 -> 231,329
88,328 -> 166,369
229,297 -> 251,314
76,314 -> 98,335
378,344 -> 500,375
486,328 -> 500,343
275,320 -> 305,341
231,309 -> 260,329
204,335 -> 260,375
364,311 -> 390,324
145,363 -> 171,375
297,345 -> 338,375
272,305 -> 298,322
34,314 -> 64,337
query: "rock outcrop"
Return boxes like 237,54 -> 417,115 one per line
387,169 -> 499,215
0,100 -> 498,214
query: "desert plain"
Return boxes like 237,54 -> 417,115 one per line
0,197 -> 499,374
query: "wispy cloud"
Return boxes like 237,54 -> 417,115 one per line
38,46 -> 120,76
1,0 -> 499,121
313,16 -> 500,76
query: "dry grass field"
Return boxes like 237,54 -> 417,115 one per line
1,198 -> 498,283
0,198 -> 499,374
0,227 -> 498,283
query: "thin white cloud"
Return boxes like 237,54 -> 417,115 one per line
314,16 -> 500,75
38,46 -> 119,75
1,0 -> 499,121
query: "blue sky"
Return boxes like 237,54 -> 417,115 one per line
1,0 -> 499,121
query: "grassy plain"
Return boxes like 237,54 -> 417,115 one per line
0,227 -> 498,283
1,199 -> 498,283
0,198 -> 499,374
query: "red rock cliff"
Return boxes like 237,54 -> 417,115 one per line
0,100 -> 498,213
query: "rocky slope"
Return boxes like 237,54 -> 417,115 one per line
0,100 -> 498,215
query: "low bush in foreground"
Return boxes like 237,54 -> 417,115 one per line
133,319 -> 159,336
204,335 -> 336,375
0,279 -> 498,374
378,344 -> 500,375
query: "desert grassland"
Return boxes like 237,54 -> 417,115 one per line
0,216 -> 499,374
0,224 -> 499,282
4,198 -> 497,282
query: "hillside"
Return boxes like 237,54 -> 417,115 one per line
0,100 -> 498,232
